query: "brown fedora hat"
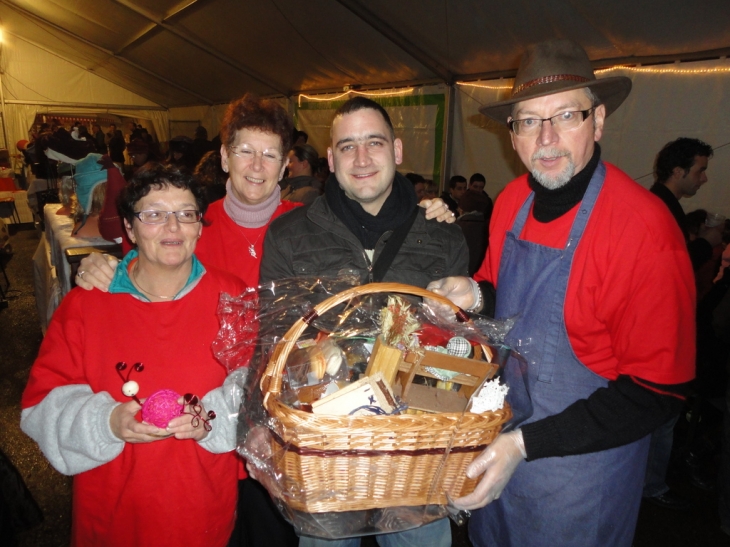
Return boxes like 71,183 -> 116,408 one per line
479,39 -> 631,124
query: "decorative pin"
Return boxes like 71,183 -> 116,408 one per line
115,361 -> 144,405
181,393 -> 216,431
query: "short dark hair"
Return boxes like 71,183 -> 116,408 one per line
292,144 -> 319,172
293,130 -> 308,143
449,175 -> 467,189
333,97 -> 395,139
405,173 -> 425,184
655,138 -> 713,184
220,93 -> 293,154
469,173 -> 486,184
118,163 -> 208,225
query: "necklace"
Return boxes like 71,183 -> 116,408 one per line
237,226 -> 264,258
132,266 -> 181,300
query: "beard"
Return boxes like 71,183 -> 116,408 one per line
530,148 -> 575,190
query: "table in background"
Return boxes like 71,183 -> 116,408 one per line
34,203 -> 121,332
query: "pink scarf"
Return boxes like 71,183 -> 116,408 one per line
223,179 -> 282,228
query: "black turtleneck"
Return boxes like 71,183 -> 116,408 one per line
528,143 -> 601,223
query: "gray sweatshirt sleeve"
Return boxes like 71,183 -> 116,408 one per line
20,384 -> 124,476
197,368 -> 248,454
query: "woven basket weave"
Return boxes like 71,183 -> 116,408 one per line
261,282 -> 511,513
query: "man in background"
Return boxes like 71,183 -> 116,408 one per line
441,175 -> 467,215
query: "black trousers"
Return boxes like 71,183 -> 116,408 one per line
227,478 -> 299,547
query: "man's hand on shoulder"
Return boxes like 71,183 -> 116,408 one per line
420,198 -> 456,224
75,252 -> 119,292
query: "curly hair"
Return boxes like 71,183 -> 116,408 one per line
118,163 -> 208,225
654,138 -> 713,184
220,94 -> 293,154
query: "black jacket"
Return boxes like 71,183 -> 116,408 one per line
650,182 -> 713,270
261,195 -> 469,286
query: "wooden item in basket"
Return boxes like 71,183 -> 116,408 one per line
367,336 -> 499,414
261,283 -> 512,514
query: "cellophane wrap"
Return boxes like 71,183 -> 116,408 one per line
212,276 -> 532,539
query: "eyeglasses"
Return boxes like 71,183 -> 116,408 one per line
508,107 -> 595,137
133,210 -> 202,224
228,143 -> 283,164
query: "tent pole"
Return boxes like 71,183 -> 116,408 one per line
4,100 -> 166,111
440,84 -> 456,194
0,42 -> 8,150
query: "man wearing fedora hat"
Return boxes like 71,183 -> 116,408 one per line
429,39 -> 695,546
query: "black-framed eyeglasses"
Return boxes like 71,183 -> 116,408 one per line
508,107 -> 595,136
133,210 -> 202,224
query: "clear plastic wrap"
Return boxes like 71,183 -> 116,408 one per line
213,276 -> 532,539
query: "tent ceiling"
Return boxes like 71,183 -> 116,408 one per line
1,0 -> 729,108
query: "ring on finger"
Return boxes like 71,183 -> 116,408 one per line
78,270 -> 85,279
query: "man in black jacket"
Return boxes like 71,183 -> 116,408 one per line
261,97 -> 468,290
260,97 -> 467,547
651,137 -> 720,270
645,137 -> 718,509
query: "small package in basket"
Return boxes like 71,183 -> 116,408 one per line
212,277 -> 531,540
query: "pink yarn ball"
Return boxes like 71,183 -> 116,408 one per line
142,389 -> 183,428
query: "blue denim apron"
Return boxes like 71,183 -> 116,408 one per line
469,163 -> 650,547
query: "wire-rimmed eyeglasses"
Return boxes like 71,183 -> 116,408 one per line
228,143 -> 283,164
508,107 -> 595,137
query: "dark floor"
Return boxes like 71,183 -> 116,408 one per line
1,225 -> 729,546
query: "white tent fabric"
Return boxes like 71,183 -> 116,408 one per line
2,0 -> 730,106
0,34 -> 165,149
1,36 -> 159,107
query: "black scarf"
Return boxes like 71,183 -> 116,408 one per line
528,143 -> 601,223
325,171 -> 418,249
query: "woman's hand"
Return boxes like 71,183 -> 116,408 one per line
420,198 -> 456,223
165,396 -> 213,442
110,400 -> 171,443
75,252 -> 119,292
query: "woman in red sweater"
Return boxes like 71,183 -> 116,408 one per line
21,164 -> 247,546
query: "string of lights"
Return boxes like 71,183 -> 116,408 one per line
455,60 -> 730,90
596,64 -> 730,75
297,87 -> 415,106
455,81 -> 512,90
297,60 -> 730,104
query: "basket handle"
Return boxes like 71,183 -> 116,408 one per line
261,282 -> 469,400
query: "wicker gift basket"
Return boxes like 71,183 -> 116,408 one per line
259,282 -> 512,514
